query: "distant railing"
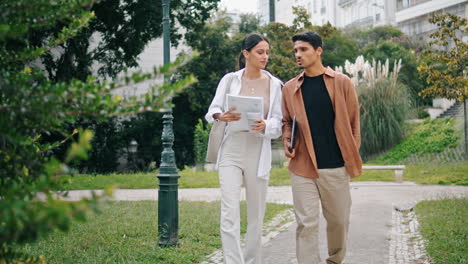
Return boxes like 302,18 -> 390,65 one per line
348,16 -> 374,27
338,0 -> 355,6
396,0 -> 431,11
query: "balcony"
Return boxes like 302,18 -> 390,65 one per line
348,16 -> 374,27
395,0 -> 466,23
338,0 -> 355,7
397,0 -> 431,11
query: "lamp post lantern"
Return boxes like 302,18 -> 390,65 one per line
129,139 -> 138,171
157,0 -> 180,247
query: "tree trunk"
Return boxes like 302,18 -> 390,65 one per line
465,98 -> 468,160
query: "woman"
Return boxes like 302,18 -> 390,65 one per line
205,33 -> 283,264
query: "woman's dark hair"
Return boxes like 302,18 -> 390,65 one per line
238,33 -> 269,69
292,31 -> 322,50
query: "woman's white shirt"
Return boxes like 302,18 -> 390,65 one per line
205,68 -> 283,180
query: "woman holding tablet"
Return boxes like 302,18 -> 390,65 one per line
205,33 -> 283,264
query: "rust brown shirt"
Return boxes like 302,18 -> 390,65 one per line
282,67 -> 362,178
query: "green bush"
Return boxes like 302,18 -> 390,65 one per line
362,41 -> 429,106
374,118 -> 459,163
417,109 -> 430,119
193,119 -> 211,168
67,117 -> 126,173
345,25 -> 403,49
69,110 -> 194,173
359,80 -> 409,160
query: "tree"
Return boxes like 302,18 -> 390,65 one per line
291,6 -> 312,30
322,30 -> 358,69
260,6 -> 353,81
181,12 -> 238,106
173,13 -> 239,167
239,13 -> 260,34
261,22 -> 300,81
345,25 -> 403,49
363,41 -> 429,106
417,13 -> 468,158
171,8 -> 360,167
30,0 -> 220,172
0,0 -> 194,260
342,25 -> 429,106
36,0 -> 220,81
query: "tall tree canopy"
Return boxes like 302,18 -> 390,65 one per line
417,13 -> 467,101
31,0 -> 220,81
0,0 -> 195,260
417,13 -> 467,159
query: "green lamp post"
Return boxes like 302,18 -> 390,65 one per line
157,0 -> 180,247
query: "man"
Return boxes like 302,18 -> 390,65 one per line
282,31 -> 362,264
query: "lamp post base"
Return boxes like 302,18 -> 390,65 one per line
157,112 -> 180,246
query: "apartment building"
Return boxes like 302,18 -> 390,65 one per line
258,0 -> 467,39
258,0 -> 338,26
395,0 -> 467,39
117,37 -> 188,96
336,0 -> 396,27
258,0 -> 273,24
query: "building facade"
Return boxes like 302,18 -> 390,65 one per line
258,0 -> 272,24
259,0 -> 338,26
395,0 -> 467,39
116,37 -> 188,97
258,0 -> 467,39
336,0 -> 396,28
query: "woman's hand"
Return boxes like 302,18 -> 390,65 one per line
250,119 -> 266,132
214,108 -> 241,122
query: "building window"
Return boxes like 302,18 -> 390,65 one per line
397,0 -> 409,10
376,13 -> 380,21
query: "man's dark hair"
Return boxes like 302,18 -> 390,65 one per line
292,31 -> 322,50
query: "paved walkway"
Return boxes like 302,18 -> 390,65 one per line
63,182 -> 468,264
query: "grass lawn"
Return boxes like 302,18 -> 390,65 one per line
352,162 -> 468,185
56,162 -> 468,190
415,198 -> 468,264
14,201 -> 291,264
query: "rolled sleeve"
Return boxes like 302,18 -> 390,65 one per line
281,86 -> 293,144
205,73 -> 232,124
345,78 -> 361,149
264,85 -> 282,139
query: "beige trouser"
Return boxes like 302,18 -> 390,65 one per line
218,132 -> 268,264
290,167 -> 351,264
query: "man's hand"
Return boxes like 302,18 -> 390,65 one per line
284,140 -> 296,158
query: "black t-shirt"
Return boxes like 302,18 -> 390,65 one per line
301,74 -> 344,169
